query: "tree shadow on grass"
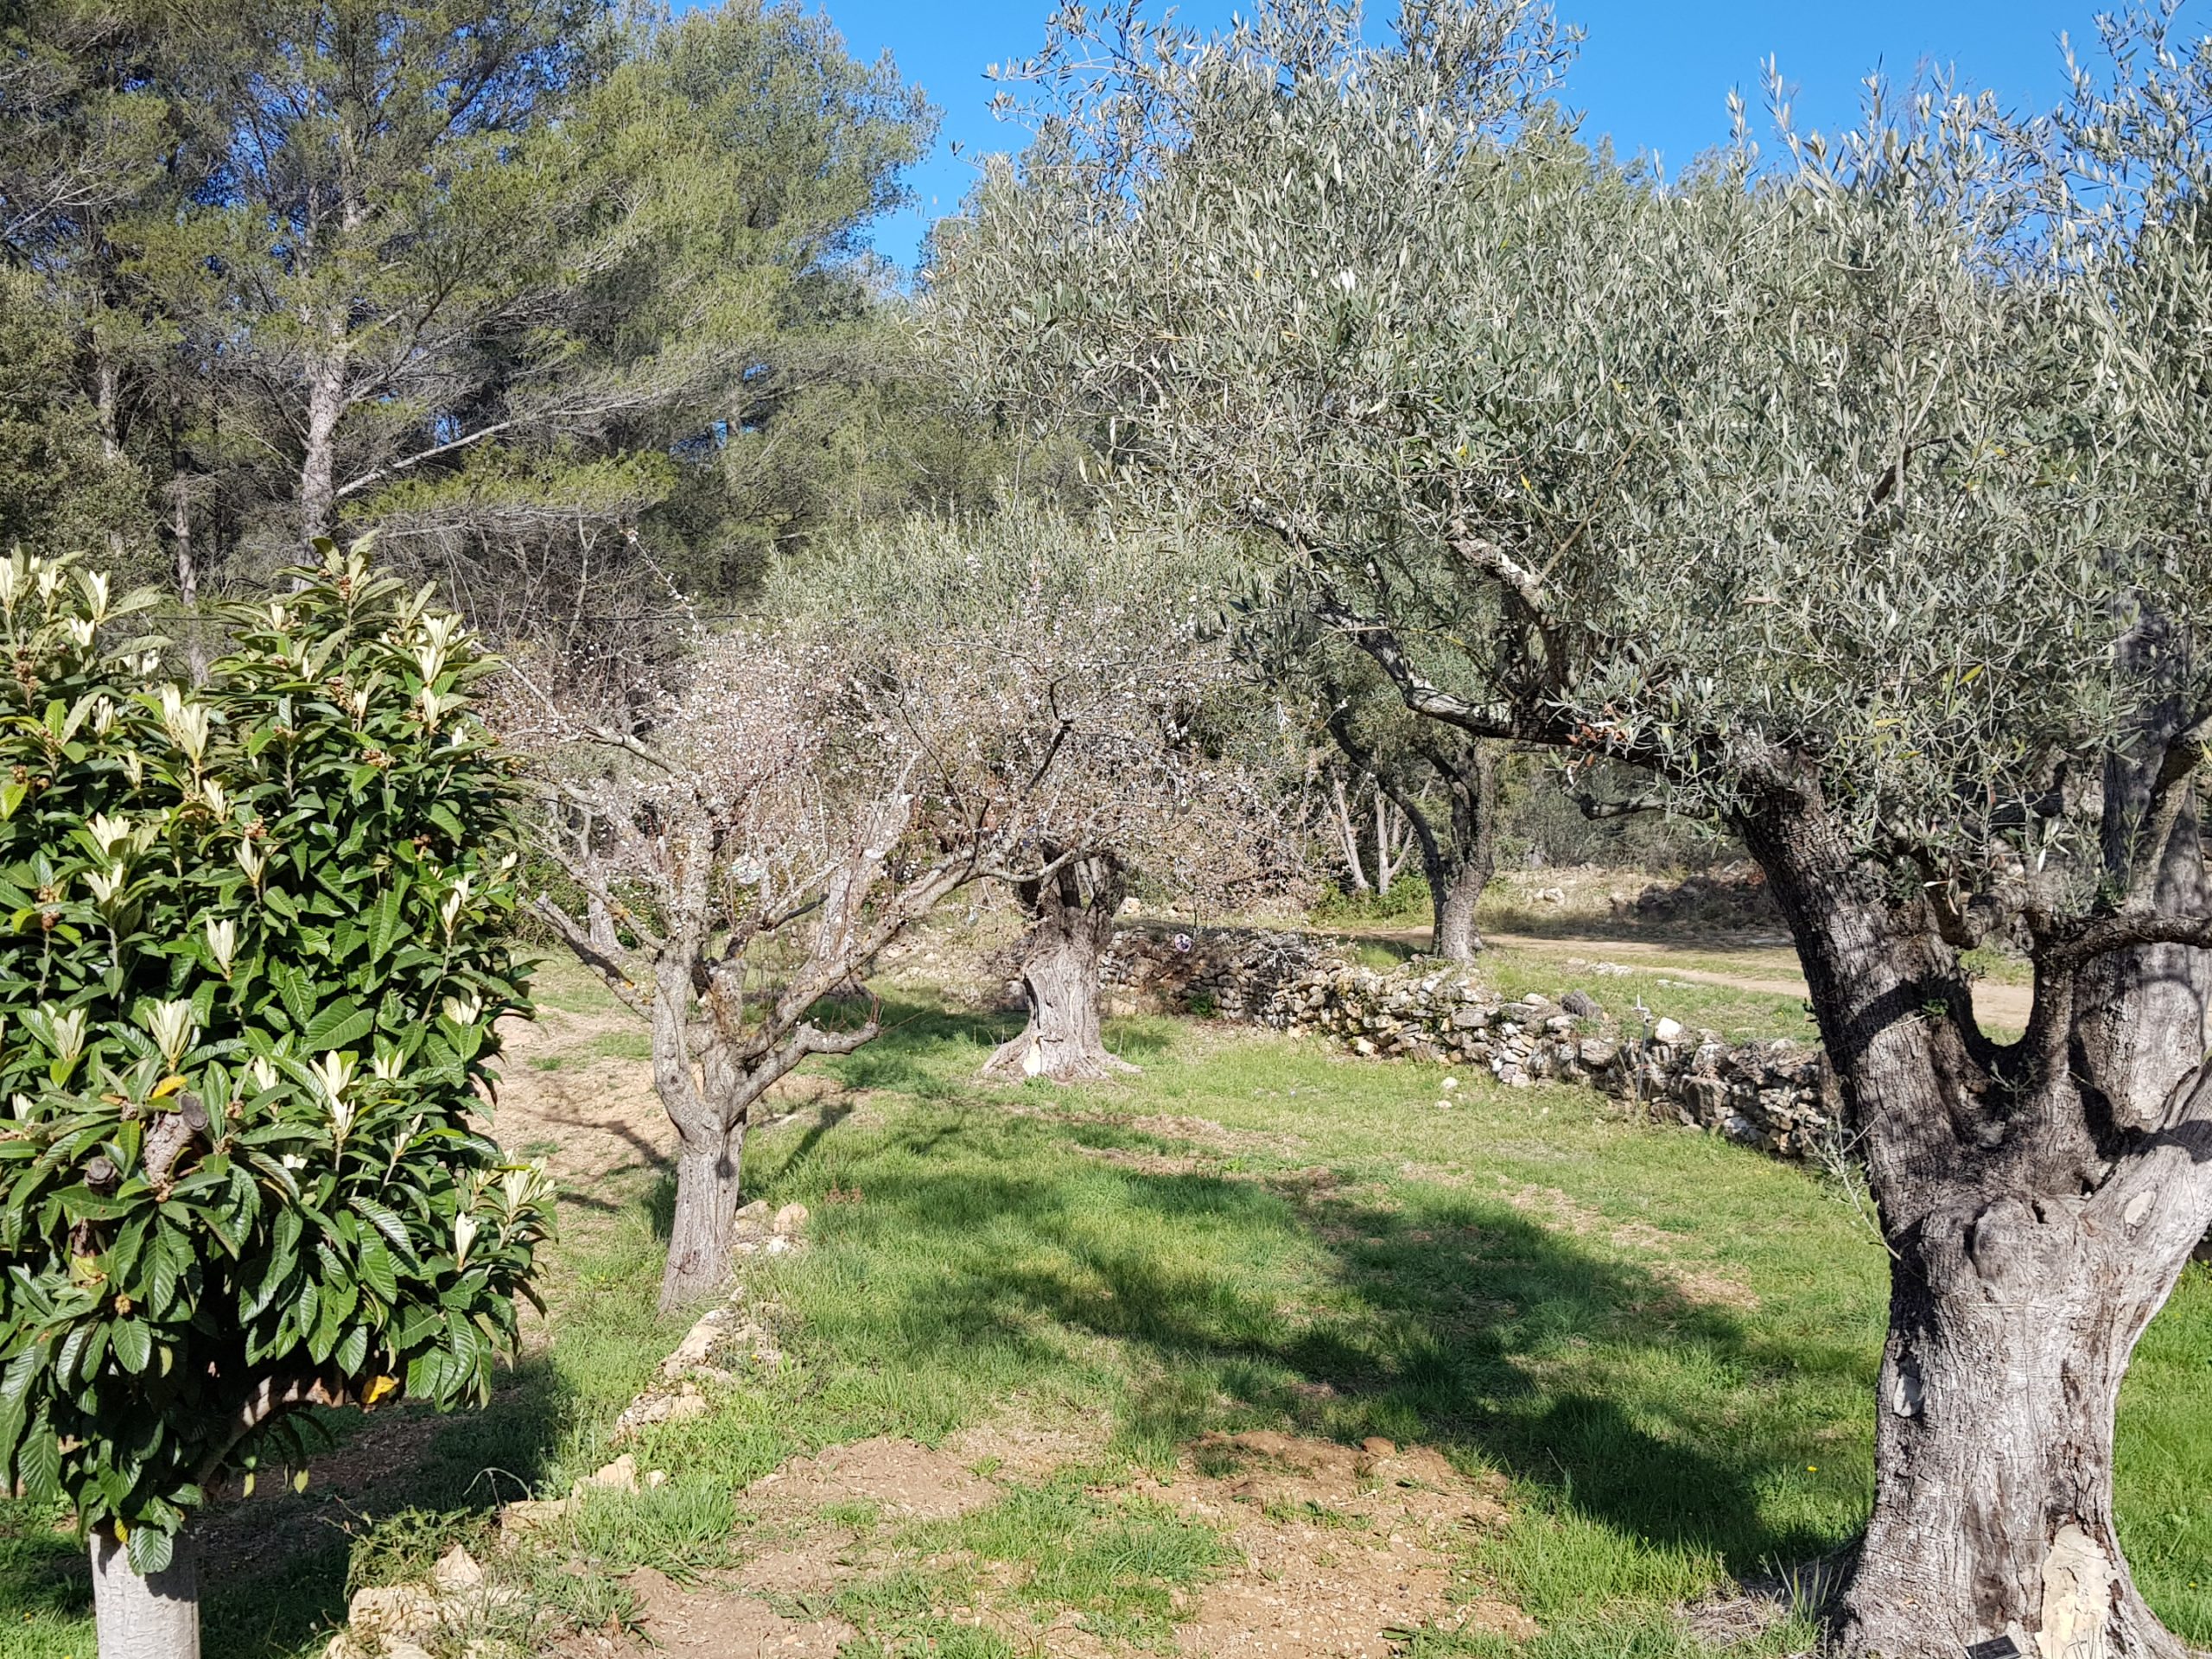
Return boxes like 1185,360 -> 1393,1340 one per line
792,1117 -> 1862,1581
816,994 -> 1185,1084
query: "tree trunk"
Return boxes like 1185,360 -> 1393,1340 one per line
170,479 -> 208,685
299,334 -> 346,548
586,892 -> 621,956
1424,738 -> 1497,962
1331,769 -> 1372,893
659,1127 -> 742,1312
1320,707 -> 1494,960
91,1527 -> 200,1659
1376,785 -> 1409,891
1836,1192 -> 2190,1658
94,357 -> 129,570
984,852 -> 1136,1083
1433,857 -> 1486,961
1738,779 -> 2212,1657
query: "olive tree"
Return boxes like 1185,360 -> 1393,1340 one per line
937,2 -> 2212,1649
1327,696 -> 1497,959
0,543 -> 548,1656
1244,606 -> 1499,955
509,638 -> 987,1309
777,507 -> 1299,1083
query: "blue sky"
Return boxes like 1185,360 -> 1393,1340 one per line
709,0 -> 2101,270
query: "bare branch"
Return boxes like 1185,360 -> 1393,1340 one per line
2040,912 -> 2212,975
1572,791 -> 1662,821
529,893 -> 652,1019
1312,592 -> 1520,738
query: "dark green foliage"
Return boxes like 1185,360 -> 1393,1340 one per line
0,272 -> 155,571
0,541 -> 550,1573
0,0 -> 969,668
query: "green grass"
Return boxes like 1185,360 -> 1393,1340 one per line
588,1028 -> 654,1063
3,972 -> 2209,1655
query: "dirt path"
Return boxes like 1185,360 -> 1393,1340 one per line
1389,926 -> 2037,1033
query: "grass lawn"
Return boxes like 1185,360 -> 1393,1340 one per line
4,964 -> 2210,1656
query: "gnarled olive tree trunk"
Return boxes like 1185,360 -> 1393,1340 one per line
1339,594 -> 2212,1649
1845,1187 -> 2198,1658
1745,768 -> 2212,1659
91,1528 -> 199,1659
984,850 -> 1136,1083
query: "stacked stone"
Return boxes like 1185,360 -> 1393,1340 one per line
1659,1039 -> 1835,1158
1253,960 -> 1835,1157
1099,923 -> 1342,1019
1101,930 -> 1836,1162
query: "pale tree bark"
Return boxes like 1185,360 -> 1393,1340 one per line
2074,610 -> 2212,1115
983,849 -> 1137,1083
93,355 -> 128,569
585,892 -> 621,956
91,1529 -> 200,1659
298,334 -> 346,548
643,943 -> 887,1310
535,787 -> 970,1310
649,935 -> 750,1311
85,1372 -> 348,1657
1375,785 -> 1412,890
1330,767 -> 1373,892
168,476 -> 208,684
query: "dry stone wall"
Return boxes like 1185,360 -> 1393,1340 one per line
1103,922 -> 1839,1161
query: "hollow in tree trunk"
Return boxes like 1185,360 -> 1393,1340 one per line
984,851 -> 1137,1083
91,1527 -> 199,1659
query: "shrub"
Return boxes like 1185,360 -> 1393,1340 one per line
0,543 -> 548,1577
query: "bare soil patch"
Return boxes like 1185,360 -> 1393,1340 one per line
612,1406 -> 1532,1656
743,1436 -> 1001,1523
1164,1430 -> 1529,1657
620,1563 -> 855,1658
944,1404 -> 1115,1482
486,1007 -> 671,1193
730,1543 -> 861,1599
